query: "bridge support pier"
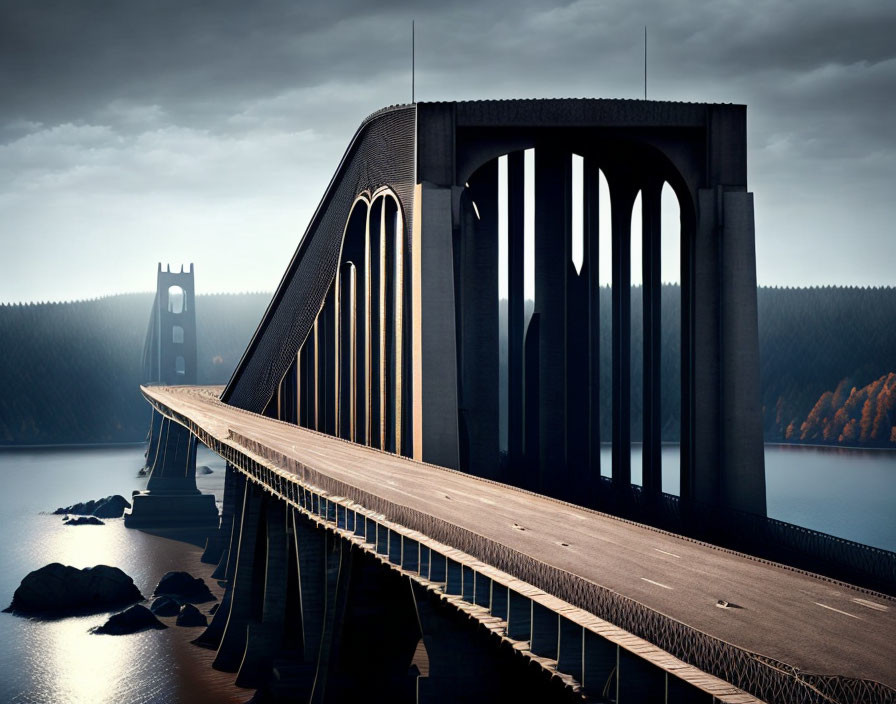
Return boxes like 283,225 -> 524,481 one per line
214,481 -> 264,672
202,461 -> 238,565
235,499 -> 290,688
125,411 -> 218,529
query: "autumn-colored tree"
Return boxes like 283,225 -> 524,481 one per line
839,418 -> 858,444
871,373 -> 895,440
801,391 -> 833,441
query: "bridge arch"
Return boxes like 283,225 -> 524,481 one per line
272,187 -> 411,458
454,142 -> 695,499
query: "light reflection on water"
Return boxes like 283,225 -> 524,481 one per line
0,445 -> 242,704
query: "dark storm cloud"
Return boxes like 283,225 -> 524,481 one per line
0,0 -> 894,301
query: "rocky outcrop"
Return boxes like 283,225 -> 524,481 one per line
197,465 -> 214,475
63,516 -> 105,526
152,571 -> 215,604
4,563 -> 143,616
176,603 -> 208,627
53,495 -> 131,519
149,596 -> 181,617
91,605 -> 167,635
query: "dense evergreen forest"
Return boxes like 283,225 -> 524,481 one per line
0,287 -> 892,447
0,293 -> 270,445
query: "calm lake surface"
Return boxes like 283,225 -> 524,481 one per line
0,443 -> 893,703
0,445 -> 243,704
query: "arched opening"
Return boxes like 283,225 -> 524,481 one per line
289,190 -> 407,456
172,325 -> 184,344
630,190 -> 644,486
175,355 -> 186,376
661,182 -> 682,496
168,285 -> 186,314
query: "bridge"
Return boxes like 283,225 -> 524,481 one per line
128,99 -> 896,703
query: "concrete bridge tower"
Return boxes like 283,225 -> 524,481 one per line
143,263 -> 198,385
127,263 -> 217,529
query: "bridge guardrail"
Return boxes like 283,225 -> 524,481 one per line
593,476 -> 896,597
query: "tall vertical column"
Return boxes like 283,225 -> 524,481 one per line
567,160 -> 589,503
642,177 -> 663,493
368,200 -> 384,450
507,152 -> 526,482
383,201 -> 397,453
213,483 -> 264,672
419,183 -> 461,470
339,263 -> 356,441
323,288 -> 337,437
687,188 -> 722,508
141,410 -> 164,475
533,149 -> 570,498
720,190 -> 767,515
235,499 -> 290,688
610,178 -> 636,488
584,158 -> 602,503
313,320 -> 320,431
196,471 -> 247,649
460,161 -> 500,480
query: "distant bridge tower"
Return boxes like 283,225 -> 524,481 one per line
143,263 -> 197,385
128,262 -> 217,530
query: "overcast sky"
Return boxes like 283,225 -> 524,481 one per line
1,0 -> 894,302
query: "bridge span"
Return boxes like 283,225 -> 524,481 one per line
143,384 -> 895,704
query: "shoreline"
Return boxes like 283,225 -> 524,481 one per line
0,441 -> 146,452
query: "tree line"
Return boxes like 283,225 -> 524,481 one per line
0,292 -> 270,445
0,286 -> 892,447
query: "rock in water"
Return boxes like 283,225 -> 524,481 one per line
152,571 -> 216,603
197,465 -> 214,475
92,605 -> 167,635
149,596 -> 181,617
63,516 -> 105,526
176,603 -> 208,627
92,495 -> 131,518
52,495 -> 131,518
4,564 -> 143,615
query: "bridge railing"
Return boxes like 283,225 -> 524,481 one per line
593,476 -> 896,597
222,428 -> 895,704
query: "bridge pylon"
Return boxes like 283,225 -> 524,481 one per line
126,263 -> 218,530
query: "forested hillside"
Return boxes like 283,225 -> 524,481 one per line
0,287 -> 892,447
0,292 -> 270,445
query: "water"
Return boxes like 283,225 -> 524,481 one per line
0,445 -> 244,704
0,443 -> 893,703
598,444 -> 896,551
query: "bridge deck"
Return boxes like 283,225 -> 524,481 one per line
146,385 -> 896,690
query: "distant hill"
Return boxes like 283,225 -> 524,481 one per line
0,286 -> 892,447
0,292 -> 270,445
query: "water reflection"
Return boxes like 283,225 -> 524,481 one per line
0,446 -> 243,704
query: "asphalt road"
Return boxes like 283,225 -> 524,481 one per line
145,385 -> 896,689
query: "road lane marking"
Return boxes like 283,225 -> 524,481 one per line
814,602 -> 861,619
641,578 -> 673,590
653,548 -> 681,558
852,598 -> 888,612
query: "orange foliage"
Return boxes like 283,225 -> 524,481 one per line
802,373 -> 896,446
839,418 -> 858,443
